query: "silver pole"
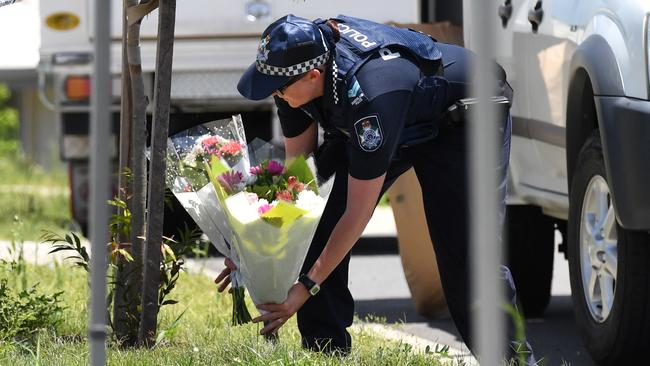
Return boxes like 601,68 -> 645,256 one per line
470,0 -> 504,365
89,0 -> 111,364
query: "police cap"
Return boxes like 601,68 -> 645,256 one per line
237,14 -> 331,101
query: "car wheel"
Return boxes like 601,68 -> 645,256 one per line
568,131 -> 650,364
506,204 -> 555,317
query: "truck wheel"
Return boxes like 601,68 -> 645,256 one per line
506,204 -> 554,317
568,131 -> 650,364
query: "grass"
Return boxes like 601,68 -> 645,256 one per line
0,262 -> 448,366
0,151 -> 73,241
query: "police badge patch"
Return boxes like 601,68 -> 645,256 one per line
354,115 -> 383,152
257,35 -> 270,63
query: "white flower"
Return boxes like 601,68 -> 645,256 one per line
295,190 -> 323,212
183,151 -> 198,167
195,134 -> 210,145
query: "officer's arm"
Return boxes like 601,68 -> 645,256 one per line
307,173 -> 385,285
284,121 -> 317,161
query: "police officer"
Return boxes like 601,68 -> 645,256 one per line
217,14 -> 534,362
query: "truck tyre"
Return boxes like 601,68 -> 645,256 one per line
568,131 -> 650,364
506,204 -> 554,317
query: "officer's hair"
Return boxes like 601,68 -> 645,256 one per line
325,20 -> 340,42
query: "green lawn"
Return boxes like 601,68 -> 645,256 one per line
0,152 -> 73,241
0,263 -> 447,366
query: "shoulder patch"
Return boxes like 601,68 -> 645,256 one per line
354,115 -> 383,152
347,78 -> 368,107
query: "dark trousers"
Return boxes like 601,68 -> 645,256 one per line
298,114 -> 531,359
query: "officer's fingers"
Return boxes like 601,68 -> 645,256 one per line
224,258 -> 238,270
214,268 -> 231,285
260,318 -> 285,335
217,276 -> 231,293
256,303 -> 285,313
252,308 -> 288,324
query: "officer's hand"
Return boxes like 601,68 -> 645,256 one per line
253,282 -> 310,335
214,257 -> 238,293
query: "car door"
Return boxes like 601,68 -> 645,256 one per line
520,0 -> 584,216
463,0 -> 547,205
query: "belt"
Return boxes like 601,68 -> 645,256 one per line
400,95 -> 511,148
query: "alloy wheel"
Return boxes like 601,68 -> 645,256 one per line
579,175 -> 618,323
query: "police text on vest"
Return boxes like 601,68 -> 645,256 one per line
337,23 -> 377,49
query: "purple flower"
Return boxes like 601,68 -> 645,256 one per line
217,171 -> 243,194
267,160 -> 284,176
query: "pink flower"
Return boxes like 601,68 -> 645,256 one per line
219,140 -> 242,158
268,160 -> 284,176
275,190 -> 293,202
287,176 -> 297,189
217,171 -> 243,194
201,136 -> 222,156
287,176 -> 305,193
258,203 -> 273,215
249,165 -> 263,175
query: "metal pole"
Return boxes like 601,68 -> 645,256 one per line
89,0 -> 111,364
470,0 -> 503,365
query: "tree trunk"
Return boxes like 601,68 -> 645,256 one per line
123,0 -> 149,346
138,0 -> 176,347
112,0 -> 136,345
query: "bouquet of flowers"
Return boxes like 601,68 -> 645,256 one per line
213,143 -> 333,306
167,116 -> 252,324
166,115 -> 334,324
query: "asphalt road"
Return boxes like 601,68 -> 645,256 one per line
348,240 -> 594,366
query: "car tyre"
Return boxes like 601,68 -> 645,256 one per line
568,131 -> 650,365
507,204 -> 555,318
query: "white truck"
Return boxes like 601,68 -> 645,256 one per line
464,0 -> 650,363
36,0 -> 428,233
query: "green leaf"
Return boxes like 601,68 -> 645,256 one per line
284,155 -> 318,193
250,185 -> 272,201
260,201 -> 307,228
118,249 -> 134,262
161,244 -> 176,262
209,156 -> 229,178
154,308 -> 187,347
203,160 -> 230,202
48,247 -> 74,255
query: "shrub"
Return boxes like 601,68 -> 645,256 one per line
0,278 -> 64,343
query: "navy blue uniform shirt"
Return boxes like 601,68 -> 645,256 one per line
276,47 -> 428,180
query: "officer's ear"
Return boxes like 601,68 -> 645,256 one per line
305,68 -> 323,82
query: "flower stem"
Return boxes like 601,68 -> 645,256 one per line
231,286 -> 252,325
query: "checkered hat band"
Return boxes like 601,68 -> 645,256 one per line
256,51 -> 330,77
